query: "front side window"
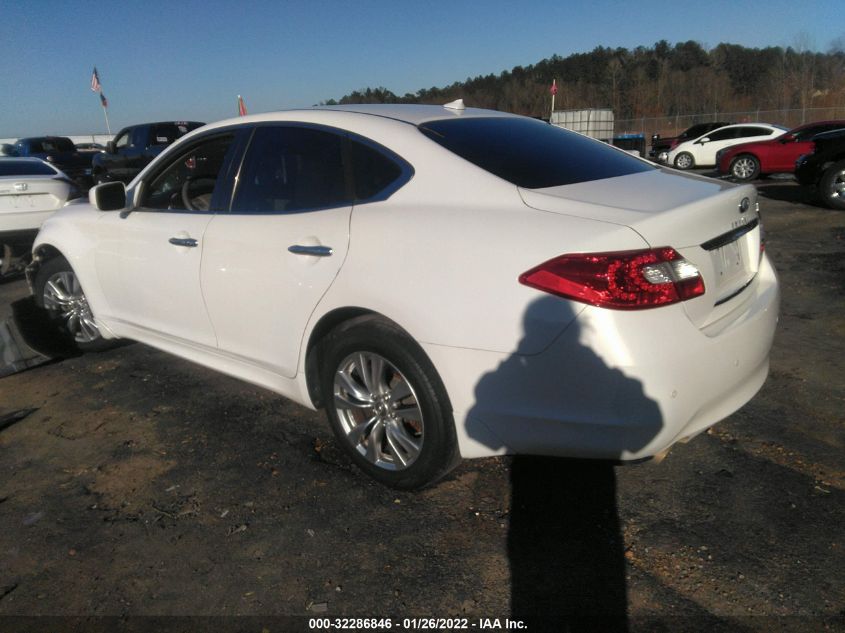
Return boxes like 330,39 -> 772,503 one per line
419,117 -> 653,189
140,134 -> 234,212
131,127 -> 147,147
232,126 -> 351,213
114,132 -> 129,149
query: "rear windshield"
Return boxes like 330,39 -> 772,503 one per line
0,160 -> 58,176
419,117 -> 654,189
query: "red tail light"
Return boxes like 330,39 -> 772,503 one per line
519,247 -> 705,310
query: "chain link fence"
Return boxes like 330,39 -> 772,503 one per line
615,107 -> 845,140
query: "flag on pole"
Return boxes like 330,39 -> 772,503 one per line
238,95 -> 247,116
100,92 -> 108,108
550,79 -> 557,96
91,67 -> 101,92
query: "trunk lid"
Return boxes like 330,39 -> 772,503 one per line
519,168 -> 762,330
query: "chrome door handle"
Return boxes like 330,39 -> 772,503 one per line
288,245 -> 333,257
169,237 -> 198,247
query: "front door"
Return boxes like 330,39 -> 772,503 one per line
94,133 -> 238,348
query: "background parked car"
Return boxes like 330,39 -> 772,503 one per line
715,120 -> 845,181
91,121 -> 204,184
794,128 -> 845,209
0,157 -> 79,276
664,123 -> 787,170
650,122 -> 731,159
11,136 -> 94,187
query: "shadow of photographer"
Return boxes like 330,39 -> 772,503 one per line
467,296 -> 664,631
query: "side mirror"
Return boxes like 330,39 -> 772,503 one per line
89,181 -> 126,211
780,134 -> 795,143
697,137 -> 710,144
106,141 -> 117,154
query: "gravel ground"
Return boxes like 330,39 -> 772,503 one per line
0,177 -> 842,633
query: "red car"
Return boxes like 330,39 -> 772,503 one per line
716,120 -> 845,181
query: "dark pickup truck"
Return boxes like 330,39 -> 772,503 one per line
11,136 -> 94,186
92,121 -> 204,184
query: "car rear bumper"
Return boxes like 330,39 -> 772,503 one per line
424,253 -> 780,461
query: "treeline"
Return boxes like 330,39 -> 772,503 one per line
325,41 -> 845,119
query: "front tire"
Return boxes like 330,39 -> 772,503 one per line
320,316 -> 460,490
819,160 -> 845,210
33,256 -> 116,352
730,154 -> 760,181
674,152 -> 695,170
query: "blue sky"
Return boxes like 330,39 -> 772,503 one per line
1,0 -> 842,137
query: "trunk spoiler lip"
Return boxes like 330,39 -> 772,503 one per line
700,217 -> 759,251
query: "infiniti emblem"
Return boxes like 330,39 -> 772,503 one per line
738,197 -> 750,214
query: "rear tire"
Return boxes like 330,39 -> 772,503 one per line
320,316 -> 460,490
819,160 -> 845,210
674,152 -> 695,170
33,256 -> 117,352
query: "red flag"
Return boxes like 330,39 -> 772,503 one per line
238,95 -> 247,116
550,79 -> 557,96
91,67 -> 101,92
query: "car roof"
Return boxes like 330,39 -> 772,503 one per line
205,103 -> 518,131
311,103 -> 518,125
789,119 -> 845,131
16,135 -> 74,143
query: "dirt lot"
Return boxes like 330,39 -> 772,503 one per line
0,177 -> 843,632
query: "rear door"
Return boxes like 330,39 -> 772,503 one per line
201,124 -> 357,378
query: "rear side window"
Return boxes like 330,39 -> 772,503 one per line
232,126 -> 351,213
707,128 -> 738,141
349,138 -> 404,201
418,117 -> 653,189
736,127 -> 771,138
0,160 -> 58,176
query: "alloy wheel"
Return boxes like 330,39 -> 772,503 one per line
42,271 -> 100,343
333,352 -> 424,470
732,157 -> 758,180
828,168 -> 845,201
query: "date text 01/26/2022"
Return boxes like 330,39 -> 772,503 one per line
308,617 -> 527,630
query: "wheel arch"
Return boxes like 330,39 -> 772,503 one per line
303,307 -> 450,412
26,243 -> 65,289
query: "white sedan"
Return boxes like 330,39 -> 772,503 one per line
1,157 -> 78,276
663,123 -> 786,169
28,104 -> 780,489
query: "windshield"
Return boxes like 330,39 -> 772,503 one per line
419,117 -> 654,189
